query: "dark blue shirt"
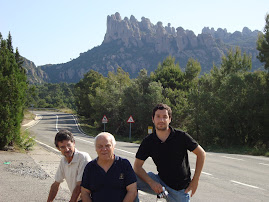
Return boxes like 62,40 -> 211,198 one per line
81,155 -> 137,202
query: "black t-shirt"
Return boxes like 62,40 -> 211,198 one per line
136,127 -> 198,190
81,156 -> 137,202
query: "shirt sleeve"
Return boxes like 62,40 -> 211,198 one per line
184,132 -> 198,151
55,158 -> 64,183
135,138 -> 150,161
81,162 -> 92,190
123,159 -> 137,186
76,153 -> 92,182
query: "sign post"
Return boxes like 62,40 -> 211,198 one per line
31,103 -> 34,114
102,115 -> 108,132
127,115 -> 135,140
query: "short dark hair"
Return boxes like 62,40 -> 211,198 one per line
152,103 -> 172,119
54,129 -> 75,148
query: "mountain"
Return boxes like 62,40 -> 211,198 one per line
26,12 -> 263,83
22,58 -> 47,84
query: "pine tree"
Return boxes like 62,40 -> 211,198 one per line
0,35 -> 27,149
15,47 -> 24,70
257,13 -> 269,70
7,31 -> 14,53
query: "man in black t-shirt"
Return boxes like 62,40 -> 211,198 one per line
134,103 -> 206,201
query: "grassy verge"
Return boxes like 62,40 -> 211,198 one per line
205,145 -> 269,157
15,130 -> 35,151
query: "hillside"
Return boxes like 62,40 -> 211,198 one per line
25,12 -> 263,83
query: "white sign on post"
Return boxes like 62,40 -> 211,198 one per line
102,115 -> 108,123
127,115 -> 134,140
127,116 -> 135,123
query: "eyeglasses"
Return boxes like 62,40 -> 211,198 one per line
59,143 -> 73,151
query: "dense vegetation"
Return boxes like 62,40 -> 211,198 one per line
29,46 -> 269,153
1,14 -> 268,155
26,83 -> 76,110
0,32 -> 30,149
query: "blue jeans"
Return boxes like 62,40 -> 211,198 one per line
136,172 -> 190,202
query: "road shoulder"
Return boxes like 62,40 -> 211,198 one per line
0,144 -> 70,201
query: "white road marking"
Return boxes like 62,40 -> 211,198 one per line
23,114 -> 42,130
35,139 -> 60,153
75,137 -> 94,144
55,114 -> 59,132
75,137 -> 136,155
191,169 -> 213,176
221,156 -> 245,161
230,180 -> 261,189
259,163 -> 269,166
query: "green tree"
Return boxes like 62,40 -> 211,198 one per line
0,38 -> 27,148
7,32 -> 13,53
121,69 -> 164,137
151,56 -> 184,90
257,13 -> 269,70
15,47 -> 24,70
74,70 -> 106,122
187,48 -> 268,148
91,67 -> 131,133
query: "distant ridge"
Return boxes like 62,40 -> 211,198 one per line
24,12 -> 262,83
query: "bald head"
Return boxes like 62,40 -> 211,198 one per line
94,132 -> 116,148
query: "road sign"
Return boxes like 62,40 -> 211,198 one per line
148,126 -> 153,134
127,115 -> 135,123
102,115 -> 108,123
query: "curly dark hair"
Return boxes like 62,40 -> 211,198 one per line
54,129 -> 75,148
152,103 -> 172,119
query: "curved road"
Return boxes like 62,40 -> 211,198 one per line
26,111 -> 269,202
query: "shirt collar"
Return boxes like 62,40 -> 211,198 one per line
152,126 -> 175,142
64,148 -> 79,164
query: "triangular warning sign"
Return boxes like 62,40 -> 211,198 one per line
102,115 -> 108,123
127,116 -> 135,123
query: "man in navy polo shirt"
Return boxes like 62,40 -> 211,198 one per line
81,132 -> 138,202
134,103 -> 206,201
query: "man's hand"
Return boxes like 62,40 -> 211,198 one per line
149,180 -> 164,194
185,178 -> 198,197
185,145 -> 206,197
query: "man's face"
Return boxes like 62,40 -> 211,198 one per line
152,109 -> 171,131
95,135 -> 114,161
57,140 -> 75,158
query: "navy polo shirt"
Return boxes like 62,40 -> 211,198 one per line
136,127 -> 198,190
81,155 -> 137,202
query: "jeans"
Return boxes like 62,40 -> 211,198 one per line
136,172 -> 190,202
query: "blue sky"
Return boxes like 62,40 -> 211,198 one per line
1,0 -> 268,66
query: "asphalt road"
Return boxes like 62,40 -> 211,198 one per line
27,111 -> 269,202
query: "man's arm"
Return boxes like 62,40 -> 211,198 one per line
47,181 -> 60,202
133,158 -> 163,194
69,181 -> 82,202
185,145 -> 206,197
81,186 -> 92,202
123,182 -> 137,202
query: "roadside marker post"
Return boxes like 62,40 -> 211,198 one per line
127,116 -> 135,140
148,126 -> 153,134
102,115 -> 108,132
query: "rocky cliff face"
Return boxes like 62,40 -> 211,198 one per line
34,12 -> 261,83
22,58 -> 47,84
104,12 -> 220,53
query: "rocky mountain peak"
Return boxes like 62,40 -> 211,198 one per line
29,12 -> 261,83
